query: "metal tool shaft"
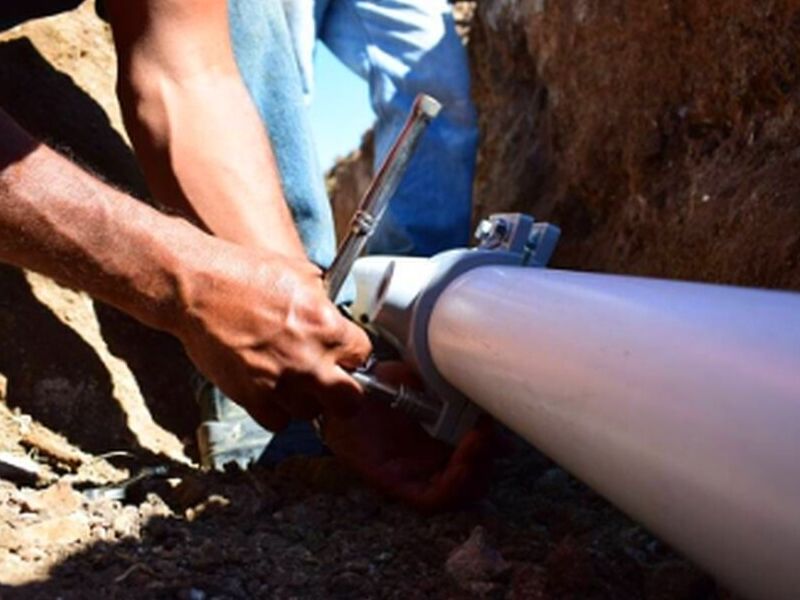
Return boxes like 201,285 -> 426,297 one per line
324,94 -> 442,300
352,371 -> 441,425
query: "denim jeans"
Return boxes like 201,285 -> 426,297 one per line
228,0 -> 478,262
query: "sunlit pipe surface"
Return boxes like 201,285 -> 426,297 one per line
428,266 -> 800,600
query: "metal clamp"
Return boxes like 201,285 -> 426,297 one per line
474,213 -> 561,266
351,213 -> 561,445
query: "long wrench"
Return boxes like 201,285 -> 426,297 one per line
324,94 -> 442,299
324,93 -> 444,427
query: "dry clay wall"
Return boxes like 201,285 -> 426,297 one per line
469,0 -> 800,289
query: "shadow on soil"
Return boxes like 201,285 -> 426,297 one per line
0,465 -> 377,600
0,37 -> 198,451
0,452 -> 721,600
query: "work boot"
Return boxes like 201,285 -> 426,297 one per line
194,377 -> 326,470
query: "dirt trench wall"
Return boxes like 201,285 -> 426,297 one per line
0,6 -> 196,460
470,0 -> 800,289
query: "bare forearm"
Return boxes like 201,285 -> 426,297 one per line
118,74 -> 305,256
106,0 -> 306,258
0,112 -> 370,429
0,111 -> 195,332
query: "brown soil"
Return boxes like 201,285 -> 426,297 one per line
0,2 -> 753,598
0,437 -> 725,599
470,0 -> 800,290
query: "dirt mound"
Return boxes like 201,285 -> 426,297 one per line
334,2 -> 800,291
470,0 -> 800,289
1,447 -> 720,599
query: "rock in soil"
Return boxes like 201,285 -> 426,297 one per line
446,526 -> 511,589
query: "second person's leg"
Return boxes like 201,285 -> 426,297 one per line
228,0 -> 337,269
318,0 -> 479,256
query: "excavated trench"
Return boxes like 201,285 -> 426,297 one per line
3,1 -> 797,597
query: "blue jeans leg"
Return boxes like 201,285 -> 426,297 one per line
317,0 -> 479,256
227,0 -> 337,270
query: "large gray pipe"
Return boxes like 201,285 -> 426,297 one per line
427,266 -> 800,600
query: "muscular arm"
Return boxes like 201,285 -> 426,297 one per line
0,110 -> 191,331
0,110 -> 369,430
104,0 -> 304,257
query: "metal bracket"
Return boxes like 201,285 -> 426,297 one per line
352,213 -> 561,445
474,212 -> 561,265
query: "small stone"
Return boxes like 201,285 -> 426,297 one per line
186,494 -> 230,521
446,526 -> 511,588
112,506 -> 141,538
14,513 -> 90,548
189,588 -> 206,600
90,524 -> 112,542
37,481 -> 83,517
178,588 -> 206,600
139,493 -> 173,520
328,571 -> 366,595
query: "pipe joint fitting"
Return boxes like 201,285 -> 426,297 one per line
351,213 -> 561,444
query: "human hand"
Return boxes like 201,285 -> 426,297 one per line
172,240 -> 371,431
319,362 -> 501,512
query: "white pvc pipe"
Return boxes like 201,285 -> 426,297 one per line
428,266 -> 800,600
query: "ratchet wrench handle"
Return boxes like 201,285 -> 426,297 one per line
324,94 -> 442,300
